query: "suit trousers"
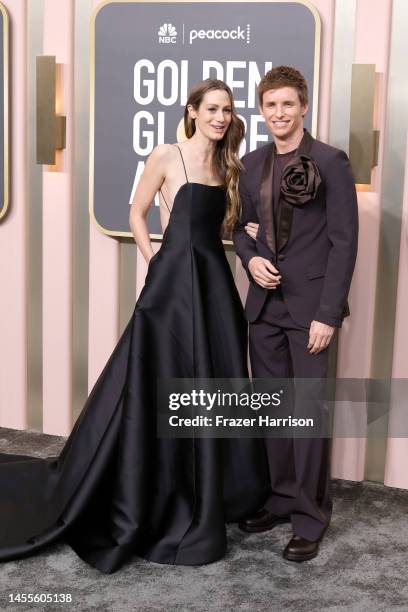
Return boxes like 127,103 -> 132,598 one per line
249,287 -> 332,541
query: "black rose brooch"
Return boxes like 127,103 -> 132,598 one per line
280,155 -> 322,206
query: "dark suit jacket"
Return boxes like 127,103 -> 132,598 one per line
232,132 -> 358,327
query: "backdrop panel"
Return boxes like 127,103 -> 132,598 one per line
90,0 -> 320,237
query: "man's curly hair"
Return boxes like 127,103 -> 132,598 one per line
258,66 -> 308,107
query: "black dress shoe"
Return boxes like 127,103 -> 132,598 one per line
238,508 -> 289,533
283,535 -> 319,562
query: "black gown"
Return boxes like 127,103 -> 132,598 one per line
0,151 -> 268,574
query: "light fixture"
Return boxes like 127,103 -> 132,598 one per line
349,64 -> 380,185
36,55 -> 66,165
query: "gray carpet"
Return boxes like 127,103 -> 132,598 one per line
0,427 -> 407,612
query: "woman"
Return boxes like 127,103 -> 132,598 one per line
0,79 -> 268,574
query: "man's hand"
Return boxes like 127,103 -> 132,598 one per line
308,320 -> 335,354
248,257 -> 281,289
245,222 -> 259,241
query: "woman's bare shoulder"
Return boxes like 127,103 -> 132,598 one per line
147,144 -> 179,174
149,143 -> 179,162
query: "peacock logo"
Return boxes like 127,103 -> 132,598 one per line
158,23 -> 178,44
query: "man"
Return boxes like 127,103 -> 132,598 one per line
233,66 -> 358,561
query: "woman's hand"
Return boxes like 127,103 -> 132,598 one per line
245,222 -> 259,241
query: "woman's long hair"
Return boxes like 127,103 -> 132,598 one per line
183,79 -> 244,234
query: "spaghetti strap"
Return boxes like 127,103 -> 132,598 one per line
159,145 -> 188,214
159,189 -> 172,214
174,145 -> 189,182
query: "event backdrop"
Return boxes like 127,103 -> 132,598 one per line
2,0 -> 408,490
91,0 -> 320,236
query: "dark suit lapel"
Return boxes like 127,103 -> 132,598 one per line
277,129 -> 314,252
259,143 -> 276,253
296,128 -> 314,156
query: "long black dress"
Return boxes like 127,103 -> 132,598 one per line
0,147 -> 268,574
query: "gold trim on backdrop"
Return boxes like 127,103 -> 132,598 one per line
89,0 -> 321,239
0,1 -> 9,221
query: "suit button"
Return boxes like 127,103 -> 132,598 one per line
278,254 -> 285,261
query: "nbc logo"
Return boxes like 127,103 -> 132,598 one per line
158,23 -> 177,44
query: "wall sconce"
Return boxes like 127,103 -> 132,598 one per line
349,64 -> 379,185
36,56 -> 66,165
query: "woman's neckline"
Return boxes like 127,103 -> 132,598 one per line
189,181 -> 224,188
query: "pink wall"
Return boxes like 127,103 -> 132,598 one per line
87,0 -> 120,392
42,0 -> 74,435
